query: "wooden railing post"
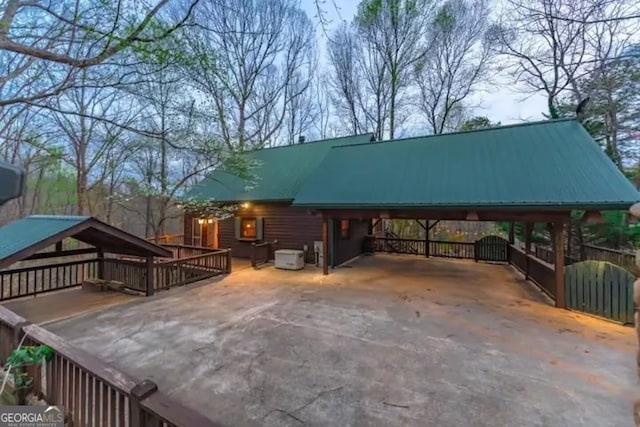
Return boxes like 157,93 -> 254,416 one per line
130,379 -> 159,427
226,249 -> 232,274
145,257 -> 155,297
251,243 -> 257,268
97,248 -> 105,279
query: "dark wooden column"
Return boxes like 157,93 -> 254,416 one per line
425,220 -> 430,258
524,222 -> 533,279
322,215 -> 329,275
97,248 -> 105,279
146,256 -> 155,297
553,222 -> 566,308
508,222 -> 515,244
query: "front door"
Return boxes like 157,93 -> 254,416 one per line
193,218 -> 219,248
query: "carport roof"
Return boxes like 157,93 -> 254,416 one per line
292,119 -> 640,210
0,215 -> 171,269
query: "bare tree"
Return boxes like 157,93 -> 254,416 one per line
415,0 -> 493,134
0,0 -> 199,107
183,0 -> 315,150
354,0 -> 432,139
490,0 -> 622,117
327,24 -> 368,136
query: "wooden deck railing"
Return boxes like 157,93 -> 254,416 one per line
251,240 -> 278,267
103,258 -> 147,292
0,305 -> 219,427
155,249 -> 231,290
430,240 -> 475,259
160,243 -> 219,260
373,237 -> 476,259
147,234 -> 184,245
0,259 -> 98,302
510,245 -> 556,298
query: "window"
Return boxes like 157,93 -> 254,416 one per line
241,218 -> 257,239
234,216 -> 263,241
340,219 -> 350,239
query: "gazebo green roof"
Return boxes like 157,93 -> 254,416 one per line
292,119 -> 640,210
0,215 -> 171,269
185,134 -> 375,203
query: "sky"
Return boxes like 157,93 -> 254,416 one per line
299,0 -> 549,128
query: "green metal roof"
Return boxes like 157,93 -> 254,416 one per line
186,134 -> 375,203
0,215 -> 171,269
292,119 -> 640,210
0,216 -> 88,262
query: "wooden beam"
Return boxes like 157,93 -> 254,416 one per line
428,219 -> 440,231
524,222 -> 533,279
554,222 -> 566,309
425,220 -> 430,258
146,257 -> 155,297
317,209 -> 572,222
508,222 -> 515,244
97,248 -> 104,279
322,216 -> 329,275
25,247 -> 99,261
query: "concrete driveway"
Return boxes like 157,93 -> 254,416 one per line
47,255 -> 637,427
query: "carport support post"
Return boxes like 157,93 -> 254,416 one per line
146,256 -> 155,297
508,222 -> 515,245
524,222 -> 533,279
322,215 -> 329,275
97,248 -> 105,279
425,220 -> 430,258
553,222 -> 566,309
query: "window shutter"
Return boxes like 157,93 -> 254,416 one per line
234,217 -> 241,239
256,217 -> 264,240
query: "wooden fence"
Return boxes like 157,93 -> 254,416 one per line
0,259 -> 98,301
0,305 -> 220,426
565,261 -> 635,324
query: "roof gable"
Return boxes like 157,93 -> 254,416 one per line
292,119 -> 640,209
0,215 -> 171,269
186,134 -> 374,203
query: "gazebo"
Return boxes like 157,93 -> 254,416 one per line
0,215 -> 172,299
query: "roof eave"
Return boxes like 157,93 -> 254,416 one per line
291,201 -> 640,211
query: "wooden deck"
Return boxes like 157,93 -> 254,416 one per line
2,287 -> 139,324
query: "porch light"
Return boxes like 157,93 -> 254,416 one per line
207,218 -> 214,224
197,218 -> 204,225
583,210 -> 604,224
241,202 -> 250,208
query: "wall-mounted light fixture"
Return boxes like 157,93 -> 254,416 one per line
207,218 -> 214,224
197,218 -> 204,225
241,202 -> 250,209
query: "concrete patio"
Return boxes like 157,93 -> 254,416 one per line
45,255 -> 637,427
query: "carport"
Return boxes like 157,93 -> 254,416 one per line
292,119 -> 640,309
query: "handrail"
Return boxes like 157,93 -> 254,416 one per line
251,240 -> 278,267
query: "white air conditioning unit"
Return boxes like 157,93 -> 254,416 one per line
274,249 -> 304,270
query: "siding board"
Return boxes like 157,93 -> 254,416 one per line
184,203 -> 367,265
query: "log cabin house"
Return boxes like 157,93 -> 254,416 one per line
183,134 -> 377,267
184,118 -> 640,305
